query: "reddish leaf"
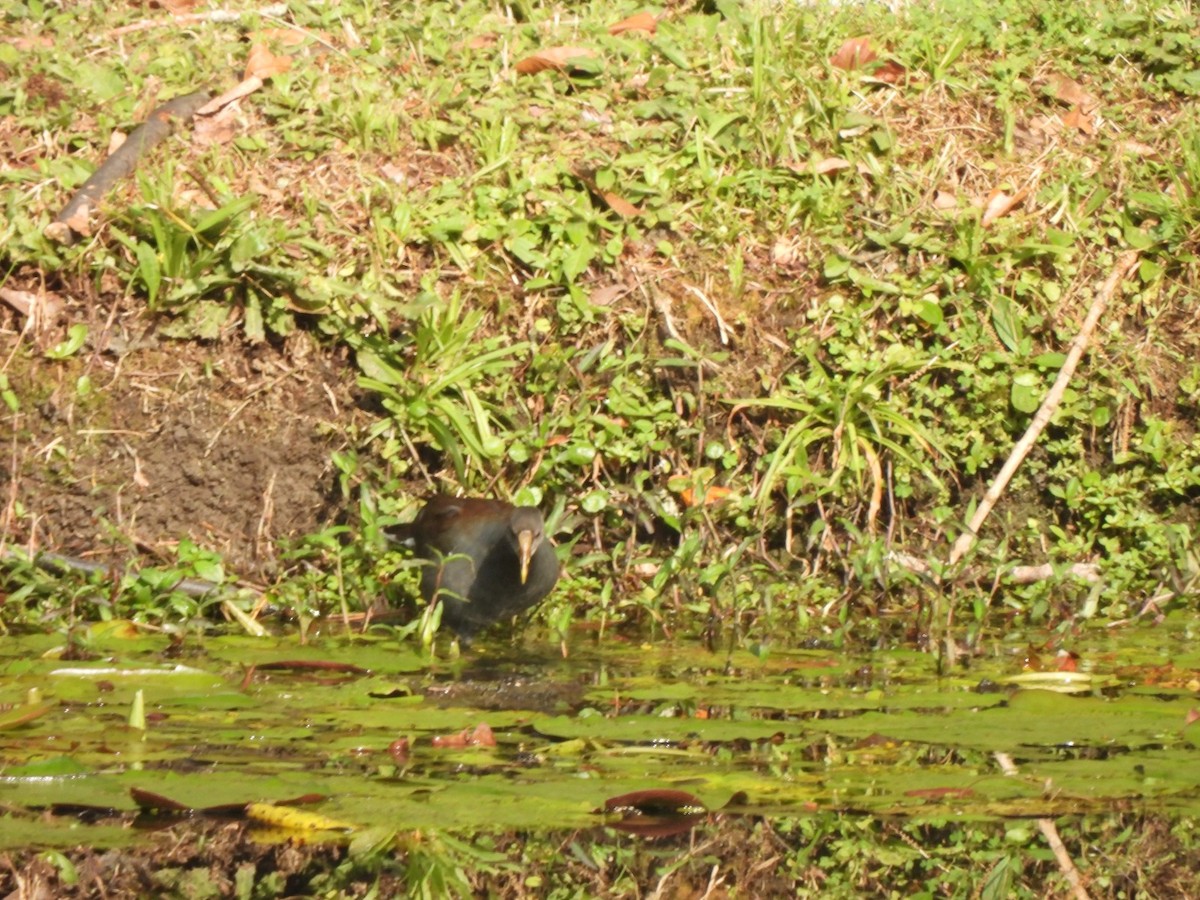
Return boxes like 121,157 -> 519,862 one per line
1056,651 -> 1080,672
600,191 -> 642,217
609,816 -> 703,838
431,729 -> 469,748
468,722 -> 496,747
575,168 -> 643,217
871,59 -> 906,84
600,789 -> 708,837
609,12 -> 657,35
389,738 -> 411,763
1185,708 -> 1199,728
831,36 -> 875,71
680,484 -> 733,508
515,46 -> 597,75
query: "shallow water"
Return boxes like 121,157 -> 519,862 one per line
1,615 -> 1197,848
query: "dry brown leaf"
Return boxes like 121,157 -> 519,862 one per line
379,162 -> 407,184
62,201 -> 92,237
1047,73 -> 1099,111
932,190 -> 958,211
871,59 -> 906,84
193,104 -> 239,146
812,157 -> 852,175
600,191 -> 642,217
106,130 -> 128,156
680,485 -> 733,508
515,46 -> 596,75
1061,104 -> 1096,136
254,27 -> 326,48
13,35 -> 54,50
466,33 -> 498,50
0,288 -> 37,317
245,43 -> 291,80
197,77 -> 264,116
831,36 -> 875,71
980,186 -> 1029,227
590,284 -> 626,306
771,237 -> 803,267
609,11 -> 657,35
1119,140 -> 1156,158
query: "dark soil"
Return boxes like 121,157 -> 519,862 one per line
1,294 -> 360,577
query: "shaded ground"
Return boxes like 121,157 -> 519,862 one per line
1,813 -> 1196,898
0,286 -> 358,576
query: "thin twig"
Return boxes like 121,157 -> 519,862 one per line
948,250 -> 1140,568
994,752 -> 1091,900
109,4 -> 289,37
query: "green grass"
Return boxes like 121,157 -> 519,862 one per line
2,0 -> 1200,644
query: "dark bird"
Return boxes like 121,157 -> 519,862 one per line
393,496 -> 559,639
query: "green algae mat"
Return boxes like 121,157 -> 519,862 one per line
1,621 -> 1198,850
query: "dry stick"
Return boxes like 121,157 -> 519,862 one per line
994,752 -> 1091,900
109,4 -> 289,37
948,250 -> 1141,569
51,90 -> 211,244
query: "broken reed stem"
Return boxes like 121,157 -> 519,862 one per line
994,752 -> 1092,900
948,250 -> 1141,569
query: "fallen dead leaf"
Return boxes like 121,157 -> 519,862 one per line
466,33 -> 498,50
197,78 -> 263,116
980,186 -> 1029,227
932,189 -> 958,211
12,35 -> 54,51
1119,140 -> 1156,158
831,36 -> 875,71
379,162 -> 407,184
253,26 -> 329,48
468,723 -> 496,747
193,104 -> 239,146
870,59 -> 906,84
680,484 -> 733,508
0,288 -> 37,317
600,191 -> 641,217
245,43 -> 292,80
590,284 -> 627,306
771,236 -> 803,267
106,130 -> 128,155
1046,73 -> 1100,112
62,202 -> 93,237
1061,104 -> 1096,136
609,11 -> 657,35
515,46 -> 597,75
812,157 -> 853,175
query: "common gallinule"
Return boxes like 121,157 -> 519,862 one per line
393,496 -> 559,638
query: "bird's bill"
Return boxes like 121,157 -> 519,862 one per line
517,530 -> 535,584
